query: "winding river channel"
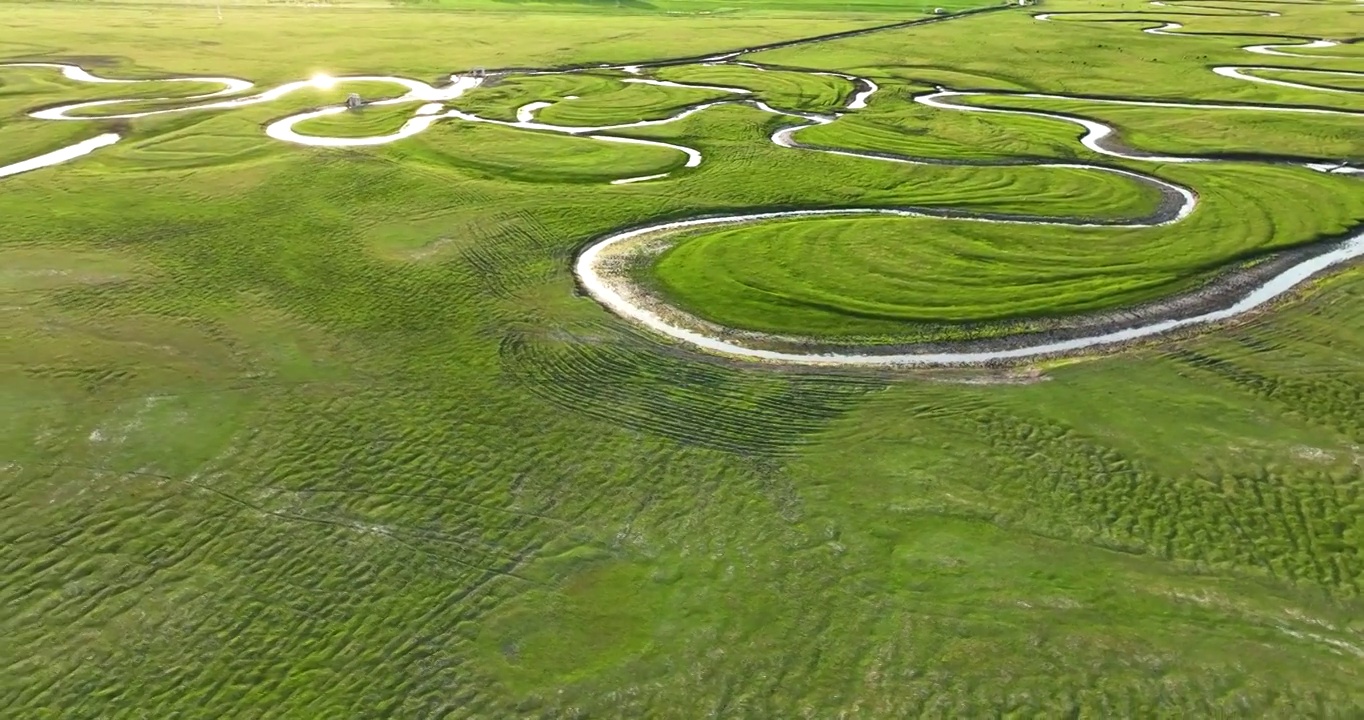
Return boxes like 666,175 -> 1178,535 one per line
2,4 -> 1361,366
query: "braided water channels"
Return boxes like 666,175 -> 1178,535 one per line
3,3 -> 1361,366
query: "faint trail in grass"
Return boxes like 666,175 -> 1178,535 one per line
1167,348 -> 1363,442
499,328 -> 885,455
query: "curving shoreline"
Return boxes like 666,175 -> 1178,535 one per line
1245,39 -> 1344,58
1214,65 -> 1364,94
571,8 -> 1364,366
0,133 -> 120,179
2,5 -> 1362,367
576,213 -> 1364,366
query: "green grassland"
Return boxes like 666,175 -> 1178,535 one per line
0,68 -> 232,112
787,77 -> 1364,162
403,0 -> 981,15
4,0 -> 1364,716
446,71 -> 740,126
595,102 -> 1171,220
408,122 -> 691,183
1251,67 -> 1364,92
635,115 -> 1361,340
1317,43 -> 1364,60
960,93 -> 1364,161
449,72 -> 632,121
536,79 -> 731,125
0,119 -> 98,167
795,83 -> 1095,160
61,80 -> 413,119
0,69 -> 242,164
753,2 -> 1364,109
655,62 -> 855,112
647,161 -> 1364,338
291,101 -> 428,138
0,1 -> 903,83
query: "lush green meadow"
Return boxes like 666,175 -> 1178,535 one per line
3,0 -> 1364,717
656,62 -> 856,112
0,0 -> 906,82
444,71 -> 737,126
789,78 -> 1364,162
648,160 -> 1364,338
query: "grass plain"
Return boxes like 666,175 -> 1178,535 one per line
3,0 -> 1364,717
536,80 -> 730,126
655,62 -> 856,112
648,161 -> 1364,340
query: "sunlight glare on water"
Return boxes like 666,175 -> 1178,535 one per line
310,73 -> 335,90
